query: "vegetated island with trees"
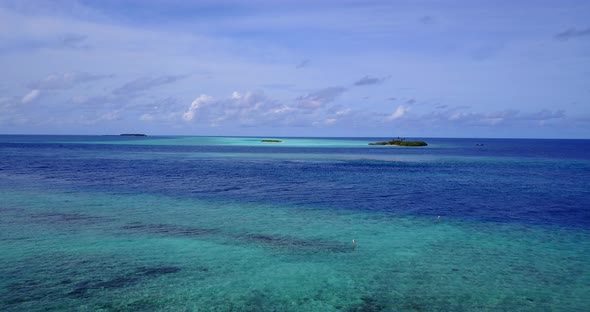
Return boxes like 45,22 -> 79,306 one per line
369,137 -> 428,146
261,139 -> 283,143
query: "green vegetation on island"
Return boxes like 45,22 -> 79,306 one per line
261,139 -> 282,143
369,138 -> 427,146
120,134 -> 147,137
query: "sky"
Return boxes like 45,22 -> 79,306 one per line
0,0 -> 589,138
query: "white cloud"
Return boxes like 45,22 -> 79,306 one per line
386,105 -> 408,121
335,108 -> 351,116
183,94 -> 214,121
184,91 -> 311,127
183,89 -> 412,129
0,1 -> 586,137
21,89 -> 40,103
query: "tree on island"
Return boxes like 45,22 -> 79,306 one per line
369,138 -> 427,146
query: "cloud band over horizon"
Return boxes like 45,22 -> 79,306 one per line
0,0 -> 588,138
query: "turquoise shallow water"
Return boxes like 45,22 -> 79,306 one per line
2,185 -> 589,311
47,136 -> 375,148
1,136 -> 589,311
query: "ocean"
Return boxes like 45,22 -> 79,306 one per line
1,135 -> 589,311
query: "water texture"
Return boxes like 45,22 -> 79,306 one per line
1,136 -> 589,311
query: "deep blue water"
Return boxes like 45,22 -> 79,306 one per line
1,136 -> 589,228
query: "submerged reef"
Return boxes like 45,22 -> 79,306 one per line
67,266 -> 183,297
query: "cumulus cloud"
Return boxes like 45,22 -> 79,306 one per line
386,105 -> 408,121
184,90 -> 339,127
226,91 -> 295,126
555,28 -> 590,40
182,88 -> 423,129
296,87 -> 347,109
21,89 -> 40,103
183,94 -> 214,121
177,90 -> 365,129
112,75 -> 187,95
353,75 -> 390,86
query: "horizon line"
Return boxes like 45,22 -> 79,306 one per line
0,133 -> 588,140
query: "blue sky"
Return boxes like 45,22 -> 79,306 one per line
0,0 -> 589,138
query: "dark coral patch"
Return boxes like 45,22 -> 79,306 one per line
67,266 -> 182,297
30,212 -> 111,224
122,222 -> 218,237
137,266 -> 181,276
244,233 -> 350,253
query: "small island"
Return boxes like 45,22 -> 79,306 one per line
261,139 -> 282,143
120,133 -> 147,137
369,138 -> 427,146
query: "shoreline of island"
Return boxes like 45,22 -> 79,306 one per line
369,138 -> 428,146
